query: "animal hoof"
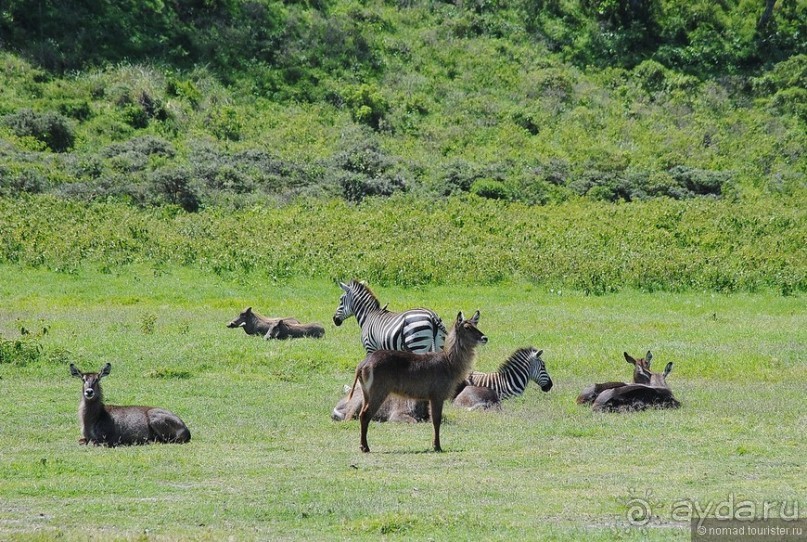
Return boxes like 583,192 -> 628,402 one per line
360,446 -> 370,453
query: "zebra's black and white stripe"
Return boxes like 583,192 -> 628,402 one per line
333,280 -> 447,354
467,347 -> 553,399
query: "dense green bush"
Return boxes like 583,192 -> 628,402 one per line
1,109 -> 75,152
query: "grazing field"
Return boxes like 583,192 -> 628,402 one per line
0,265 -> 804,541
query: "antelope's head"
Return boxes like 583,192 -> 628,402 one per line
624,351 -> 653,384
454,310 -> 488,347
70,363 -> 111,402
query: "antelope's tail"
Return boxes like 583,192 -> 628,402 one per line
347,370 -> 360,401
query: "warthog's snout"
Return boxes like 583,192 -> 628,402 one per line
226,320 -> 240,328
333,316 -> 343,326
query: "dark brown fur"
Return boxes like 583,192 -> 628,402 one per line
227,307 -> 299,336
576,351 -> 654,404
592,361 -> 681,412
267,319 -> 325,340
70,363 -> 191,446
350,311 -> 487,453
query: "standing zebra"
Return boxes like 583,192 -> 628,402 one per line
333,280 -> 447,354
465,347 -> 553,400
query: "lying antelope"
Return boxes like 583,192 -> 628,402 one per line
70,363 -> 191,446
227,307 -> 299,336
451,383 -> 501,411
332,385 -> 430,423
576,351 -> 653,405
592,361 -> 681,412
350,310 -> 487,453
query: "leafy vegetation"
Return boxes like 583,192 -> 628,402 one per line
0,1 -> 804,208
1,194 -> 804,294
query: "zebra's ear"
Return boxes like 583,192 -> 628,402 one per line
339,282 -> 349,293
536,349 -> 544,357
663,362 -> 673,377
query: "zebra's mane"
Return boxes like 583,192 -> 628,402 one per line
490,347 -> 538,375
348,279 -> 381,310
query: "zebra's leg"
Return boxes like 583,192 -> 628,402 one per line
429,399 -> 444,452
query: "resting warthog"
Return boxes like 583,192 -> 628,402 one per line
70,363 -> 191,446
266,319 -> 325,340
227,307 -> 299,336
592,361 -> 681,412
332,386 -> 430,423
576,351 -> 654,405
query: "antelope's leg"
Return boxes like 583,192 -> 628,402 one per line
430,399 -> 444,452
358,394 -> 384,453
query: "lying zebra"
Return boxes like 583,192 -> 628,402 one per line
453,347 -> 553,411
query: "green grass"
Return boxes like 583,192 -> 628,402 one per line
0,265 -> 804,540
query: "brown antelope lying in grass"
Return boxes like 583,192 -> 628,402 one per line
576,351 -> 653,404
266,319 -> 325,340
451,383 -> 501,411
592,361 -> 680,411
227,307 -> 299,336
332,385 -> 430,422
349,310 -> 487,453
70,363 -> 191,446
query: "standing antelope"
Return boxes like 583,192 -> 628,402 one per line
349,310 -> 487,453
70,363 -> 191,446
576,350 -> 654,405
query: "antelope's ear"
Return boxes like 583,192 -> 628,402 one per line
99,363 -> 111,377
663,362 -> 673,377
69,363 -> 82,378
624,352 -> 636,365
645,350 -> 653,366
468,310 -> 480,324
456,311 -> 465,324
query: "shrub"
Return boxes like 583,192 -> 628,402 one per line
149,168 -> 201,212
470,179 -> 509,200
1,109 -> 75,152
